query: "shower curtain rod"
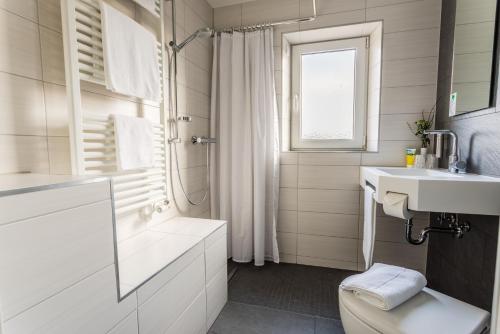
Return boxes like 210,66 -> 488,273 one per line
215,0 -> 317,33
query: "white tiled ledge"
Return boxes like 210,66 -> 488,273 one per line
117,217 -> 226,297
0,173 -> 108,196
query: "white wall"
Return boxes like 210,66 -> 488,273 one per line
214,0 -> 441,272
0,0 -> 213,239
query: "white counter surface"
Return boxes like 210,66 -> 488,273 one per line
117,217 -> 226,296
0,173 -> 108,196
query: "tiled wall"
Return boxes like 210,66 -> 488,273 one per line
0,0 -> 213,238
214,0 -> 441,272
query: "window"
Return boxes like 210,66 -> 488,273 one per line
291,37 -> 368,150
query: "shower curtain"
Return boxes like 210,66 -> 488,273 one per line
210,29 -> 280,266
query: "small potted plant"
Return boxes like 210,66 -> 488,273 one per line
407,109 -> 435,156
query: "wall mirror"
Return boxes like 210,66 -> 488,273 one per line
450,0 -> 498,115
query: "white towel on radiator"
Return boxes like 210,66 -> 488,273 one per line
340,263 -> 427,311
113,114 -> 154,171
100,2 -> 161,101
363,185 -> 376,270
133,0 -> 160,17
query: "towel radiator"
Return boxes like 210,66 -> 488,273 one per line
61,0 -> 169,216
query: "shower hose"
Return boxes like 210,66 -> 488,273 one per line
167,48 -> 210,206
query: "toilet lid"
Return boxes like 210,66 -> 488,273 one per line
339,287 -> 490,334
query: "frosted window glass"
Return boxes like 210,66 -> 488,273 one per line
301,49 -> 356,140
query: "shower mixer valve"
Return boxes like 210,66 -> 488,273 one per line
192,136 -> 216,144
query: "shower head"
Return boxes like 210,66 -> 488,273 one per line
169,27 -> 214,52
196,27 -> 215,38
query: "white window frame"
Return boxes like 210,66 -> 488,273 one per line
291,37 -> 369,150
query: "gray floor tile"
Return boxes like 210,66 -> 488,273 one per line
210,302 -> 316,334
228,262 -> 355,319
212,261 -> 349,334
314,317 -> 345,334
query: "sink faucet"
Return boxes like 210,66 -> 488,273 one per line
423,129 -> 466,173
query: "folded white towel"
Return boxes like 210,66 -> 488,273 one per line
113,114 -> 154,171
363,185 -> 376,270
100,2 -> 161,101
340,263 -> 427,311
133,0 -> 160,18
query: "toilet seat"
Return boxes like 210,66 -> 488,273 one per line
339,287 -> 490,334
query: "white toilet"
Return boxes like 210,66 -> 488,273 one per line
339,287 -> 490,334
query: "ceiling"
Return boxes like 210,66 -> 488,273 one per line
206,0 -> 256,8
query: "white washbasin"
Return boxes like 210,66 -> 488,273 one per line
361,167 -> 500,215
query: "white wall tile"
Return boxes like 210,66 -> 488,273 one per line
297,234 -> 357,262
0,72 -> 46,136
185,86 -> 211,118
455,0 -> 496,25
185,0 -> 213,26
0,0 -> 38,21
300,0 -> 365,16
299,9 -> 366,30
48,136 -> 72,174
0,9 -> 42,79
185,40 -> 212,72
171,166 -> 209,195
379,113 -> 425,141
298,165 -> 360,190
383,28 -> 440,61
242,0 -> 300,26
177,115 -> 210,139
186,60 -> 211,95
279,187 -> 298,211
280,164 -> 297,188
37,0 -> 61,32
185,5 -> 211,48
44,82 -> 69,136
169,289 -> 207,334
3,266 -> 137,334
298,189 -> 359,214
136,242 -> 204,304
366,0 -> 418,8
138,255 -> 205,334
40,26 -> 65,85
171,140 -> 209,169
280,253 -> 297,263
297,256 -> 357,271
0,181 -> 111,225
0,200 -> 114,320
0,135 -> 49,173
366,0 -> 441,33
278,210 -> 298,233
361,140 -> 419,166
213,4 -> 242,29
380,85 -> 437,115
382,57 -> 439,88
280,152 -> 298,165
298,211 -> 358,238
298,152 -> 361,166
277,231 -> 297,255
107,312 -> 138,334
